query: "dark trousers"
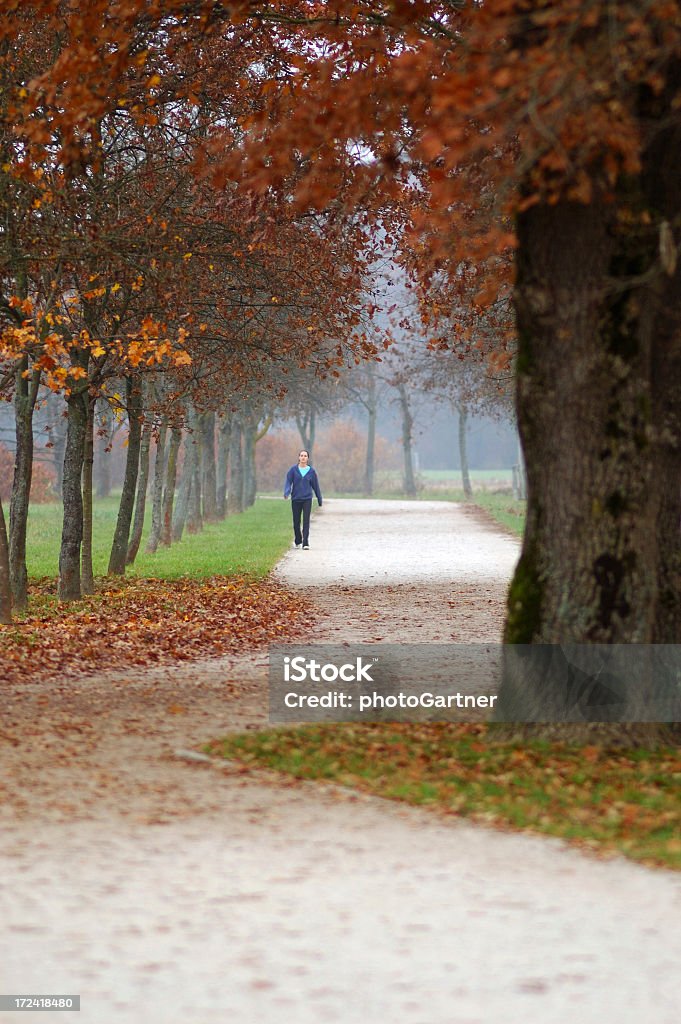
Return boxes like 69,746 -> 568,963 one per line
291,498 -> 312,545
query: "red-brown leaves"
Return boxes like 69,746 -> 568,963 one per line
0,576 -> 312,685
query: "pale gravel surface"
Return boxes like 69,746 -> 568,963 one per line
2,499 -> 681,1024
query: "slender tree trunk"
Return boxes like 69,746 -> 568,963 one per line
126,416 -> 152,564
186,411 -> 203,534
295,408 -> 315,462
397,382 -> 417,497
242,415 -> 257,509
363,369 -> 377,496
94,399 -> 113,499
108,378 -> 143,575
201,412 -> 218,521
0,497 -> 12,624
145,419 -> 167,554
9,360 -> 40,610
45,391 -> 66,498
161,426 -> 181,546
457,402 -> 473,499
58,387 -> 88,601
227,416 -> 244,515
81,396 -> 95,595
172,432 -> 193,542
216,413 -> 231,519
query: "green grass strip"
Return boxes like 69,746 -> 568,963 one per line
207,722 -> 681,871
26,496 -> 295,581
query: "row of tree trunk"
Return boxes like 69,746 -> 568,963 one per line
4,371 -> 265,611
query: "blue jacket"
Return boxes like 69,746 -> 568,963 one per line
284,465 -> 322,504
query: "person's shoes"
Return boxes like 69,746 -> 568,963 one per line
302,544 -> 310,550
294,542 -> 301,549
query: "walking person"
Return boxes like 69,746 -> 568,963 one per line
283,450 -> 322,549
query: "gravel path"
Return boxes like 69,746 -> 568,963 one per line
2,499 -> 680,1024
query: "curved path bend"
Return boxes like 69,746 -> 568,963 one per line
1,499 -> 680,1024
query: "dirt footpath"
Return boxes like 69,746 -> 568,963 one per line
2,499 -> 680,1024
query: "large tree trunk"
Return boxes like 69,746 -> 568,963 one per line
108,378 -> 143,575
216,412 -> 231,519
0,497 -> 12,624
126,415 -> 152,565
496,196 -> 671,740
495,58 -> 681,747
201,412 -> 218,521
505,199 -> 657,643
397,382 -> 417,497
161,426 -> 181,546
58,387 -> 89,601
81,396 -> 95,595
145,418 -> 167,554
226,416 -> 244,515
457,402 -> 472,499
9,360 -> 40,610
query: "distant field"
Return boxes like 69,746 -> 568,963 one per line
420,468 -> 513,484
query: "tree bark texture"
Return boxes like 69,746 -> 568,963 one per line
498,67 -> 681,742
145,419 -> 167,554
58,388 -> 88,601
9,360 -> 40,610
126,416 -> 152,565
81,397 -> 95,595
0,497 -> 12,624
108,379 -> 143,575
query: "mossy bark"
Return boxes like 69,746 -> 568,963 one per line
498,77 -> 681,742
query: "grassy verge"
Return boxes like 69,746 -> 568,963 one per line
468,491 -> 525,536
207,722 -> 681,871
26,496 -> 294,581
